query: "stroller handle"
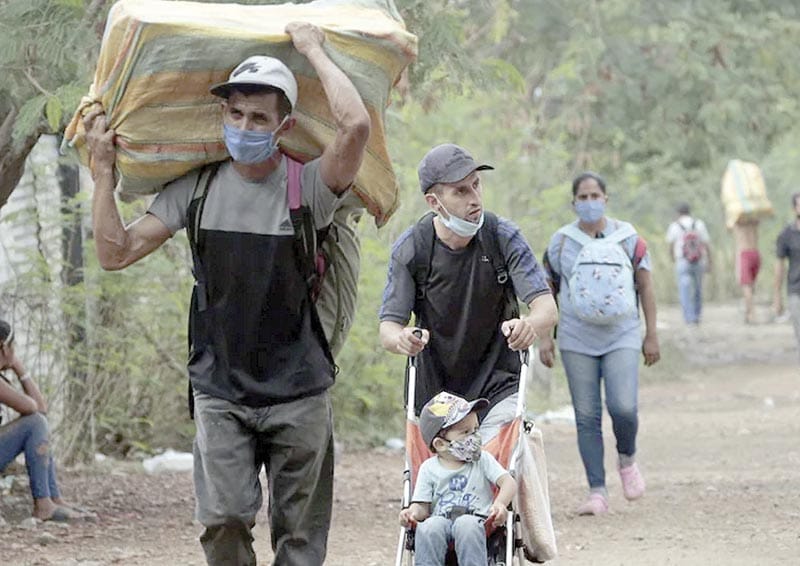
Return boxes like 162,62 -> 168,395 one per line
405,328 -> 424,421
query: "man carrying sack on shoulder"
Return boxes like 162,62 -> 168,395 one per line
84,22 -> 369,566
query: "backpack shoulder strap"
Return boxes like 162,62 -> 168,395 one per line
604,223 -> 637,244
186,162 -> 222,312
411,212 -> 436,316
476,212 -> 518,317
558,223 -> 593,246
286,155 -> 303,211
186,162 -> 222,254
476,212 -> 507,283
185,161 -> 221,421
678,218 -> 698,233
284,155 -> 336,368
634,237 -> 647,267
286,155 -> 315,259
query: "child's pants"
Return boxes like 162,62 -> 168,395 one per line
414,514 -> 486,566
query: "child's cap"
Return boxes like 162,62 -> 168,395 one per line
419,391 -> 489,449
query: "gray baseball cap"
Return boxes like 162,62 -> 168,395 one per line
210,56 -> 298,109
418,143 -> 494,193
419,391 -> 489,449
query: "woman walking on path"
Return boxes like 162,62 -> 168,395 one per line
539,172 -> 660,515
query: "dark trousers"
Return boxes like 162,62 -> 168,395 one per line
193,390 -> 334,566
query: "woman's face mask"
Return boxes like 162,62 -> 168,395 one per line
447,431 -> 483,462
574,199 -> 606,224
434,197 -> 484,237
223,115 -> 288,164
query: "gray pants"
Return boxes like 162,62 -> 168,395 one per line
193,390 -> 334,566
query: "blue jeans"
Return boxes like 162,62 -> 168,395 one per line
0,413 -> 60,499
676,258 -> 704,323
415,514 -> 486,566
560,348 -> 640,489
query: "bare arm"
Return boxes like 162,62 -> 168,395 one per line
379,320 -> 429,357
0,353 -> 45,414
0,379 -> 37,415
286,22 -> 370,193
487,472 -> 517,524
399,501 -> 431,527
83,108 -> 172,270
635,268 -> 660,366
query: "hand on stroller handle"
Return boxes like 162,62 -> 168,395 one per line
397,326 -> 429,357
501,316 -> 538,351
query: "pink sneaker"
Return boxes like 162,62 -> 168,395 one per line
619,462 -> 645,500
576,493 -> 609,516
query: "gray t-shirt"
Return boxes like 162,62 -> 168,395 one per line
412,451 -> 508,517
149,158 -> 341,236
546,218 -> 651,356
148,157 -> 347,406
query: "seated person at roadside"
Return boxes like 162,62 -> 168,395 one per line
0,319 -> 88,522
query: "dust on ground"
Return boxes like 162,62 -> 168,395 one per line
1,302 -> 799,565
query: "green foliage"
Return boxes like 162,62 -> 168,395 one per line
330,233 -> 406,445
1,190 -> 195,461
0,0 -> 107,146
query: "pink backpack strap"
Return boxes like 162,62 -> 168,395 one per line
286,155 -> 303,210
633,236 -> 647,270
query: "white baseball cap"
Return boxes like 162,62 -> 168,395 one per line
210,55 -> 298,110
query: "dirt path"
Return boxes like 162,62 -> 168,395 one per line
2,302 -> 799,565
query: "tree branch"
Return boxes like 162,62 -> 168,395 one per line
23,67 -> 53,97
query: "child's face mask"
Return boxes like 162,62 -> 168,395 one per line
447,431 -> 482,462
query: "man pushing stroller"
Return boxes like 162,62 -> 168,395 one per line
381,143 -> 558,561
379,143 -> 557,415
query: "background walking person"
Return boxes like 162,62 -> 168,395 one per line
540,172 -> 660,516
773,192 -> 800,361
665,203 -> 712,325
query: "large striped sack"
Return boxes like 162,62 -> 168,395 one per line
720,159 -> 773,228
64,0 -> 416,226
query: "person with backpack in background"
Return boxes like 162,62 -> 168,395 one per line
666,203 -> 712,325
379,143 -> 558,560
83,22 -> 370,566
539,172 -> 660,516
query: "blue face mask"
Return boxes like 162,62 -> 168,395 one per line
435,197 -> 484,237
223,116 -> 287,164
574,199 -> 606,223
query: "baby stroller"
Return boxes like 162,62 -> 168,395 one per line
394,347 -> 532,566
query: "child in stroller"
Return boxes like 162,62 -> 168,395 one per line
398,391 -> 517,566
